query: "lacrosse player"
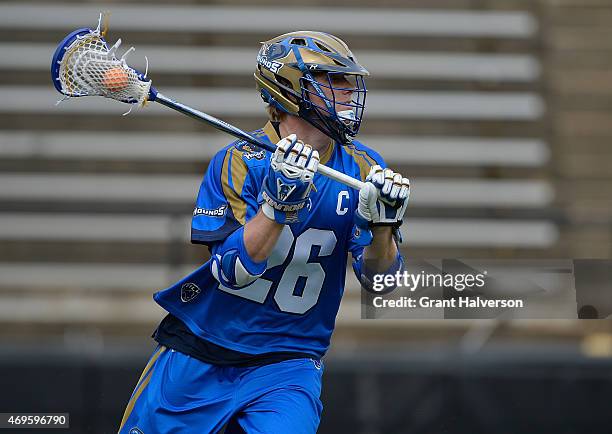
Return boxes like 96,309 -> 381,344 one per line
119,31 -> 409,434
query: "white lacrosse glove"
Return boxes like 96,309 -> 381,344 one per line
353,165 -> 410,245
259,134 -> 319,224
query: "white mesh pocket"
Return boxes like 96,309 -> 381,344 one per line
57,30 -> 151,105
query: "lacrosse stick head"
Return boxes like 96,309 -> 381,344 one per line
51,24 -> 152,105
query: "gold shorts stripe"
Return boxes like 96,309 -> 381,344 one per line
133,346 -> 165,393
118,368 -> 155,432
117,346 -> 165,432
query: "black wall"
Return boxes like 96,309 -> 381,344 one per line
1,345 -> 611,434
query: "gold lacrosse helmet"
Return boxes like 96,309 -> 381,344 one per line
254,31 -> 369,145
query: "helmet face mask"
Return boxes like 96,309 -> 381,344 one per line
254,31 -> 369,145
299,71 -> 366,145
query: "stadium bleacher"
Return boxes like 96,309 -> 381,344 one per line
0,0 -> 569,337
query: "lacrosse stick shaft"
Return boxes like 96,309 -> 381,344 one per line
152,91 -> 365,191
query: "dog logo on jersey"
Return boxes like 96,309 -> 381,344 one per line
236,141 -> 265,160
129,428 -> 144,434
243,150 -> 265,160
193,204 -> 227,217
181,282 -> 201,303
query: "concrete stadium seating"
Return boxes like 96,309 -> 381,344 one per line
0,131 -> 549,166
0,4 -> 538,37
0,0 -> 562,337
2,43 -> 542,81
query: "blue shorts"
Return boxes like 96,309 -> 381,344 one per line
118,346 -> 324,434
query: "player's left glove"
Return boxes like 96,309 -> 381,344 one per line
352,165 -> 410,245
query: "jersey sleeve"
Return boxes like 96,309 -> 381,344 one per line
191,144 -> 263,245
346,141 -> 387,260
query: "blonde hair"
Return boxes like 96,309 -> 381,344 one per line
266,104 -> 286,123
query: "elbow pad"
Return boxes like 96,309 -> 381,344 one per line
210,227 -> 267,289
353,252 -> 404,295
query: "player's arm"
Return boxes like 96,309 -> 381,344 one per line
243,211 -> 284,262
210,134 -> 319,288
352,165 -> 410,292
246,133 -> 319,260
364,226 -> 399,271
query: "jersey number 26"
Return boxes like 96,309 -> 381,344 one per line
217,227 -> 337,314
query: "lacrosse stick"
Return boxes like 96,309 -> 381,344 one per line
51,18 -> 364,191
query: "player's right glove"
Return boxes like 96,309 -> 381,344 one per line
259,134 -> 319,224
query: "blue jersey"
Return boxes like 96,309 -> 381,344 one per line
154,122 -> 386,357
